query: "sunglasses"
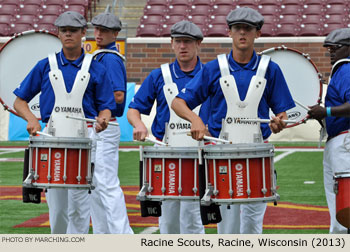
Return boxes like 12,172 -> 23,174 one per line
326,44 -> 344,52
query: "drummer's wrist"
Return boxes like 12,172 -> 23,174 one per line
326,107 -> 332,117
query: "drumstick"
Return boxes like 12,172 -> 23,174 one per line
186,133 -> 231,144
294,99 -> 310,111
238,118 -> 298,124
35,131 -> 53,137
66,115 -> 120,126
133,137 -> 167,146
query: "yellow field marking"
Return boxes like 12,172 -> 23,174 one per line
263,225 -> 329,229
126,203 -> 140,209
267,202 -> 328,212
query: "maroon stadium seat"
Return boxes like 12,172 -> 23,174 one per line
10,23 -> 34,34
189,5 -> 211,16
37,14 -> 59,25
280,4 -> 302,15
0,14 -> 15,25
188,15 -> 209,25
0,23 -> 11,36
66,0 -> 89,7
279,14 -> 302,25
301,14 -> 323,24
144,5 -> 168,16
36,23 -> 58,34
263,14 -> 279,25
302,4 -> 325,15
325,0 -> 346,4
206,24 -> 228,37
299,23 -> 323,36
168,0 -> 190,6
0,4 -> 19,16
21,0 -> 44,7
324,14 -> 347,25
261,23 -> 276,36
275,23 -> 300,36
41,5 -> 64,16
1,0 -> 21,6
323,23 -> 347,36
140,15 -> 164,25
215,0 -> 235,4
137,24 -> 161,37
259,0 -> 280,5
15,14 -> 39,25
236,0 -> 258,7
324,4 -> 348,15
160,24 -> 172,36
66,5 -> 86,17
211,5 -> 233,16
192,0 -> 212,6
167,5 -> 189,16
164,15 -> 186,25
257,4 -> 280,16
18,4 -> 41,16
146,0 -> 169,6
209,15 -> 227,25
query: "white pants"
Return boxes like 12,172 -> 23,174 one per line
217,202 -> 267,234
90,124 -> 133,234
323,133 -> 350,234
159,200 -> 205,234
45,127 -> 94,234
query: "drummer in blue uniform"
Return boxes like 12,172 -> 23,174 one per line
171,7 -> 295,234
13,11 -> 116,234
88,11 -> 133,234
127,20 -> 209,234
308,28 -> 350,234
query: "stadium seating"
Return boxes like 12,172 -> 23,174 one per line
0,23 -> 11,36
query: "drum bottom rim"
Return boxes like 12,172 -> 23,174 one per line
204,194 -> 280,205
24,183 -> 94,190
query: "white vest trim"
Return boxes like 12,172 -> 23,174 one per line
46,53 -> 93,137
218,54 -> 271,143
161,63 -> 201,147
93,49 -> 126,62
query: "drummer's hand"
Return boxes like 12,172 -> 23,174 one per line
27,118 -> 41,136
95,116 -> 109,133
307,105 -> 326,121
133,122 -> 148,141
190,117 -> 206,140
269,114 -> 287,134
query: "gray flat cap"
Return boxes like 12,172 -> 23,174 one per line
226,7 -> 264,30
92,13 -> 122,31
324,28 -> 350,47
171,20 -> 203,40
54,11 -> 87,27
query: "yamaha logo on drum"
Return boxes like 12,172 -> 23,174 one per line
55,106 -> 60,112
30,103 -> 40,111
168,163 -> 176,194
235,163 -> 244,197
53,152 -> 62,182
169,123 -> 175,129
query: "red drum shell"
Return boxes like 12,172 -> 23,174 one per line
334,173 -> 350,228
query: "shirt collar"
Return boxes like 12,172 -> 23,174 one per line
227,50 -> 259,72
105,42 -> 118,51
172,57 -> 203,79
59,48 -> 85,67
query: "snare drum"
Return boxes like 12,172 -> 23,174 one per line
261,46 -> 323,127
334,172 -> 350,228
137,146 -> 200,201
23,136 -> 93,190
0,30 -> 61,118
201,143 -> 278,205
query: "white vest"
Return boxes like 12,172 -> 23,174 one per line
46,53 -> 93,138
217,54 -> 270,143
161,63 -> 202,147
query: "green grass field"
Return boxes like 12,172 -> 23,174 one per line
0,141 -> 329,234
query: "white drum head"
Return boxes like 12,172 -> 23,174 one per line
0,30 -> 61,119
261,46 -> 322,127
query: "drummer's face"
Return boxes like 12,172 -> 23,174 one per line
94,26 -> 118,48
327,45 -> 350,65
58,27 -> 85,50
229,24 -> 261,52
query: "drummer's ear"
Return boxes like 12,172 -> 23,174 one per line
81,28 -> 87,36
256,29 -> 261,39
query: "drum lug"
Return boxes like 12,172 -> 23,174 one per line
76,175 -> 81,182
201,185 -> 214,206
178,187 -> 182,194
33,174 -> 39,180
261,188 -> 267,196
246,189 -> 251,197
137,183 -> 149,201
23,172 -> 34,186
47,175 -> 51,182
